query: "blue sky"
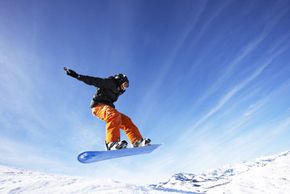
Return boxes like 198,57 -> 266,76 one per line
1,0 -> 290,184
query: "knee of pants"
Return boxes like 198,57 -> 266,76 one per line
106,111 -> 122,124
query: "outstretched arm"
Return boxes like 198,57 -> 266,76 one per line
64,67 -> 114,89
64,67 -> 80,78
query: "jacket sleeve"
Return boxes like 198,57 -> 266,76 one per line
77,75 -> 115,89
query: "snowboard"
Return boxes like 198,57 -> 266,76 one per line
78,144 -> 161,163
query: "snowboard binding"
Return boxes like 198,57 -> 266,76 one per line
106,140 -> 128,150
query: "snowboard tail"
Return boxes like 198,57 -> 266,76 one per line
78,144 -> 161,163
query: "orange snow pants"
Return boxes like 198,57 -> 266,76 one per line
91,104 -> 143,144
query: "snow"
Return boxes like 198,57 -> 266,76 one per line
208,151 -> 290,193
0,165 -> 169,194
1,151 -> 290,194
153,151 -> 290,194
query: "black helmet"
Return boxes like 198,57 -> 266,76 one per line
114,73 -> 129,86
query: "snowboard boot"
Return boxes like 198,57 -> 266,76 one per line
132,138 -> 151,148
106,140 -> 128,150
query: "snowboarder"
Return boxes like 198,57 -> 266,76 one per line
64,67 -> 151,150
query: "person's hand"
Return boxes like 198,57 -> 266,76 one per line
64,67 -> 79,78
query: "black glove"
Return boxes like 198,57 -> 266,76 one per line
64,67 -> 79,78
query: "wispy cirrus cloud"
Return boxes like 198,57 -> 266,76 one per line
187,33 -> 289,131
190,10 -> 290,115
170,75 -> 290,173
134,0 -> 229,124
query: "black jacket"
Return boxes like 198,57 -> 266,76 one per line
77,75 -> 125,108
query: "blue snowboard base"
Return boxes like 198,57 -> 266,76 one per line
78,144 -> 161,163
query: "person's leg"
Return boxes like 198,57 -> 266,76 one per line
91,104 -> 121,143
120,113 -> 143,144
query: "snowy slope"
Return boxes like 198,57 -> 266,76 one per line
153,151 -> 290,194
0,165 -> 170,194
1,151 -> 290,194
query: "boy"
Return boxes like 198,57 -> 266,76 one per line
64,67 -> 150,150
